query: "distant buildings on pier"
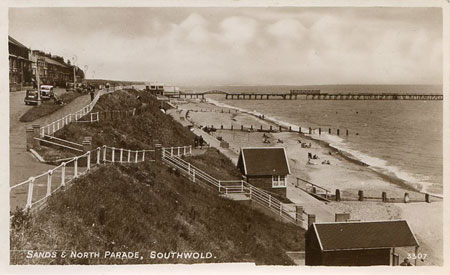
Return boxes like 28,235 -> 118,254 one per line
8,35 -> 85,92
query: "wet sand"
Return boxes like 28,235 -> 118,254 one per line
168,99 -> 443,266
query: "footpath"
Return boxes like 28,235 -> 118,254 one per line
9,90 -> 97,185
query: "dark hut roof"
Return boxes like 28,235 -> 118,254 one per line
238,147 -> 290,176
312,220 -> 419,251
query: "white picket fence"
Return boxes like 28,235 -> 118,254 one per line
38,86 -> 122,138
161,148 -> 301,225
10,144 -> 155,212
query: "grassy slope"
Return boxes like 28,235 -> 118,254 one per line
55,89 -> 195,149
12,89 -> 304,265
19,92 -> 85,122
11,161 -> 304,265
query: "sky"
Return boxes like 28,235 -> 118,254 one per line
9,7 -> 443,86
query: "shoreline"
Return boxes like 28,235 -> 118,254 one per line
167,97 -> 443,265
204,97 -> 442,198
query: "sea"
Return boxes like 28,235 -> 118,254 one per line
177,84 -> 443,196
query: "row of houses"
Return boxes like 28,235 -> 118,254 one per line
9,35 -> 84,92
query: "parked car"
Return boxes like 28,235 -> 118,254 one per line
66,82 -> 75,92
40,85 -> 54,100
24,89 -> 39,105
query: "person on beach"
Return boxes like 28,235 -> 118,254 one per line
308,152 -> 312,159
90,89 -> 95,101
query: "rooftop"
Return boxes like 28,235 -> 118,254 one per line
238,147 -> 290,176
312,220 -> 419,251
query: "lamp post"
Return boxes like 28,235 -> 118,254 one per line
71,55 -> 77,85
32,52 -> 41,105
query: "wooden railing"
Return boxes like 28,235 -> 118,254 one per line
161,149 -> 302,225
10,145 -> 155,213
38,85 -> 124,138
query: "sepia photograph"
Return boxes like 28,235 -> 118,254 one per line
2,0 -> 449,274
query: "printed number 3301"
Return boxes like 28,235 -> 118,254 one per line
407,253 -> 427,260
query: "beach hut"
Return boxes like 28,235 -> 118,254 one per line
237,147 -> 290,197
305,220 -> 420,266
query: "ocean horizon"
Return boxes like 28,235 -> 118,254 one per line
177,84 -> 443,196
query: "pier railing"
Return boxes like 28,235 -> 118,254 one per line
161,149 -> 304,226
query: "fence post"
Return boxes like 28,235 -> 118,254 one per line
171,147 -> 173,157
96,147 -> 101,165
87,151 -> 91,171
61,162 -> 66,187
280,203 -> 283,216
47,170 -> 53,197
189,145 -> 192,155
26,128 -> 34,150
112,147 -> 115,163
120,148 -> 123,162
74,157 -> 78,178
188,163 -> 191,175
269,195 -> 272,208
135,151 -> 138,163
241,180 -> 244,192
26,177 -> 35,209
218,180 -> 221,192
249,186 -> 252,199
155,144 -> 163,162
128,149 -> 131,162
308,214 -> 316,228
103,145 -> 107,162
295,206 -> 304,223
192,169 -> 196,182
142,151 -> 145,161
184,146 -> 186,156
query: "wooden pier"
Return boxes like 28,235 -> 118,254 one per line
178,90 -> 443,101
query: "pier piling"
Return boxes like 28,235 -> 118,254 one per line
319,128 -> 321,135
337,129 -> 340,136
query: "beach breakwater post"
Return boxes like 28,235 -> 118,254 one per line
335,189 -> 341,201
382,192 -> 387,202
337,129 -> 340,136
358,190 -> 364,201
309,127 -> 312,135
329,128 -> 331,134
319,128 -> 321,135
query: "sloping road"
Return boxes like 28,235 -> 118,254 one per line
9,89 -> 92,185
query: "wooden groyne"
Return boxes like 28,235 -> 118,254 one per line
178,90 -> 443,101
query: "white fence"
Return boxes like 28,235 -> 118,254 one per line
161,148 -> 301,225
10,145 -> 155,212
38,86 -> 122,137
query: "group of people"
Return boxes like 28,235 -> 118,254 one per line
307,152 -> 331,165
298,140 -> 312,148
194,135 -> 205,148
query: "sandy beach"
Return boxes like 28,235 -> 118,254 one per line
168,98 -> 443,266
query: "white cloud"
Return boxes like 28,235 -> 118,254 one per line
267,18 -> 306,41
219,16 -> 258,51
